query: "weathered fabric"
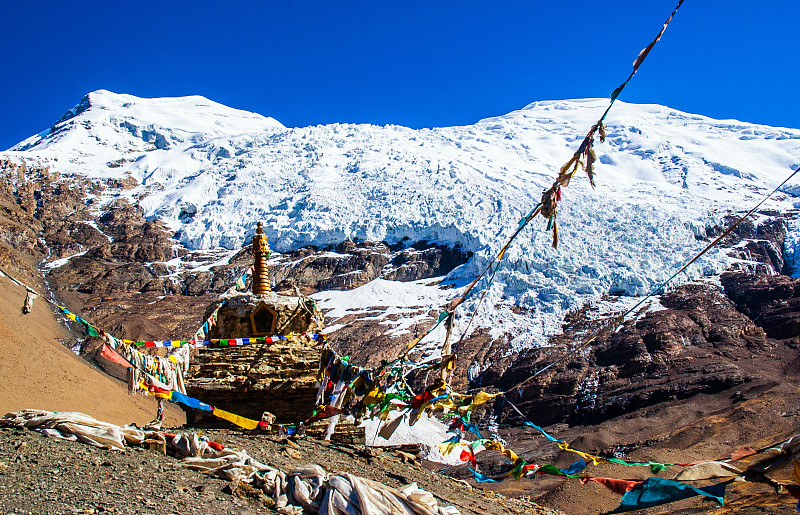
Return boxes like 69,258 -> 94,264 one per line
674,461 -> 742,481
467,467 -> 501,483
182,442 -> 461,514
170,390 -> 213,412
610,477 -> 725,513
212,407 -> 260,430
0,409 -> 148,451
580,476 -> 641,496
99,342 -> 133,369
23,289 -> 37,314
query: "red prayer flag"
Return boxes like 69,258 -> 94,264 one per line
460,448 -> 477,466
411,390 -> 434,409
581,476 -> 643,496
99,343 -> 132,368
730,446 -> 757,461
207,440 -> 225,451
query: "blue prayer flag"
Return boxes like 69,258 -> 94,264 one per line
611,477 -> 725,513
170,391 -> 213,411
524,420 -> 561,443
563,459 -> 587,475
468,468 -> 501,483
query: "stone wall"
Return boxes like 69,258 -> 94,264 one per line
187,335 -> 322,424
186,294 -> 325,425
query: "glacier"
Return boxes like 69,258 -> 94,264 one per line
3,90 -> 800,350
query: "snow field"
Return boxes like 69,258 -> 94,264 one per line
3,91 -> 800,350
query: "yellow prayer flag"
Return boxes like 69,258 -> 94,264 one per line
472,391 -> 496,406
484,441 -> 521,464
460,391 -> 499,415
362,387 -> 384,407
439,355 -> 456,383
558,442 -> 606,466
437,441 -> 462,456
432,399 -> 458,412
212,408 -> 259,430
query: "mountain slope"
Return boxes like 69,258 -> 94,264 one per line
2,91 -> 800,514
3,90 -> 800,352
0,263 -> 185,427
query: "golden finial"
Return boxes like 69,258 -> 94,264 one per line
252,222 -> 271,294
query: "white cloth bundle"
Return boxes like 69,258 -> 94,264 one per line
1,409 -> 461,514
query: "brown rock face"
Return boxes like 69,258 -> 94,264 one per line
721,272 -> 800,341
0,160 -> 92,277
493,283 -> 768,427
72,292 -> 216,343
482,214 -> 797,428
720,215 -> 788,275
272,240 -> 471,293
46,199 -> 182,296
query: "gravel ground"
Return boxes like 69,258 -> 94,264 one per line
0,425 -> 561,515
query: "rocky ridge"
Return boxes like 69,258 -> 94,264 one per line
1,160 -> 798,431
476,214 -> 800,428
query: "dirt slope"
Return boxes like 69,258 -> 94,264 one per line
0,271 -> 185,427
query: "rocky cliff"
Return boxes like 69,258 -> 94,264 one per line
474,215 -> 800,427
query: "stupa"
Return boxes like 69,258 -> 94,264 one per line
184,222 -> 325,425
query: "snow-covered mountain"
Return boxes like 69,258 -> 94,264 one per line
3,90 -> 800,351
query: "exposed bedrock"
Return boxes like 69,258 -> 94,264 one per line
177,240 -> 471,296
493,284 -> 767,427
486,212 -> 799,427
719,214 -> 788,275
721,272 -> 800,342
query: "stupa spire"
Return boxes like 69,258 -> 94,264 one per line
252,222 -> 271,294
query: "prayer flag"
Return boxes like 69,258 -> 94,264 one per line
460,448 -> 477,467
524,420 -> 561,443
468,468 -> 501,483
610,477 -> 724,513
171,391 -> 213,411
563,459 -> 587,476
99,343 -> 132,368
212,408 -> 259,430
580,476 -> 642,496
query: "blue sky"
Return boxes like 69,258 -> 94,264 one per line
1,1 -> 797,150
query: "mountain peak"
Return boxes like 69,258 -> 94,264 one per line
7,90 -> 285,155
53,93 -> 93,126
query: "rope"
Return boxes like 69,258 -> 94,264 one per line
451,0 -> 688,351
600,0 -> 686,124
501,164 -> 800,395
452,204 -> 542,350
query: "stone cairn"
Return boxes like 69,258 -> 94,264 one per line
185,223 -> 329,429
